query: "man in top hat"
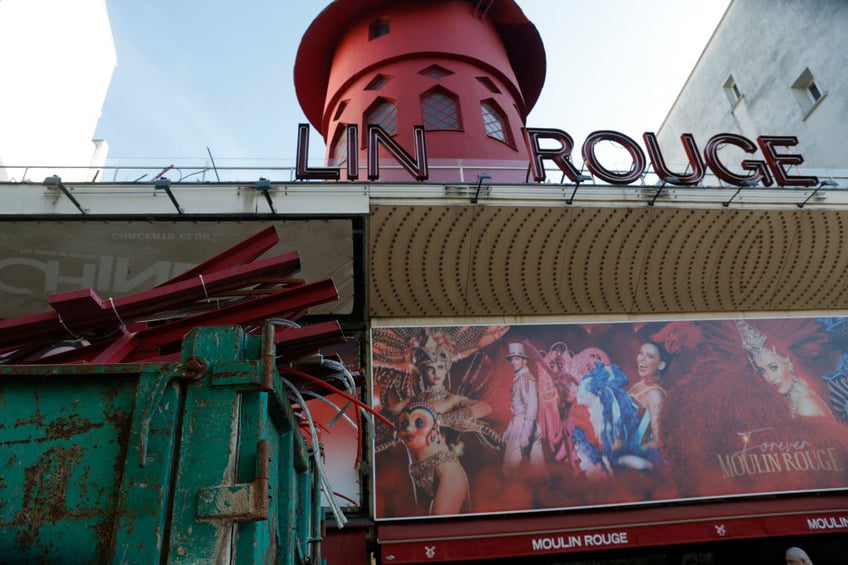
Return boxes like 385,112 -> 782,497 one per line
502,342 -> 547,479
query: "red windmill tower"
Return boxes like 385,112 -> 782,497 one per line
294,0 -> 546,183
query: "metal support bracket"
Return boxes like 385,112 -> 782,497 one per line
255,178 -> 277,214
43,175 -> 88,214
196,439 -> 271,522
722,178 -> 758,207
138,356 -> 206,466
565,174 -> 592,205
155,178 -> 184,214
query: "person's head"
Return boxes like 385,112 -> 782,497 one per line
735,320 -> 797,396
547,342 -> 570,372
506,343 -> 528,371
398,404 -> 439,451
636,341 -> 668,380
419,359 -> 449,388
753,346 -> 796,395
413,344 -> 452,389
785,546 -> 811,565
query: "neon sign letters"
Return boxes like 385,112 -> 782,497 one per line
524,129 -> 817,187
295,123 -> 819,187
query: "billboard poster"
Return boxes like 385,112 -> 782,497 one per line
371,318 -> 848,519
0,220 -> 354,319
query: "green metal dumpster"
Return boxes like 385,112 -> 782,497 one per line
0,325 -> 322,564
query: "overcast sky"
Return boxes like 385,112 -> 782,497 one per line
95,0 -> 731,170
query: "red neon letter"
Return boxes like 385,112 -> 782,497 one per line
522,128 -> 581,182
344,124 -> 359,181
295,124 -> 340,181
582,130 -> 646,185
704,133 -> 773,187
756,136 -> 818,187
367,125 -> 428,181
643,133 -> 705,185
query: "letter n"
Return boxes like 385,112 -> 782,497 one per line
367,125 -> 428,181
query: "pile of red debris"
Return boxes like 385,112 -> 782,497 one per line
0,226 -> 353,382
0,226 -> 385,526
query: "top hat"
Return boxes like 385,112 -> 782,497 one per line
506,342 -> 528,360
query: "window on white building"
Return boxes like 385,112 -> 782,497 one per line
723,75 -> 743,108
791,67 -> 826,119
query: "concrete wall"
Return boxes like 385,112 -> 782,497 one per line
657,0 -> 848,173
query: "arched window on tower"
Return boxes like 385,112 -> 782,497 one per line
365,74 -> 391,91
330,125 -> 348,167
421,87 -> 461,131
333,100 -> 349,121
480,99 -> 513,147
369,18 -> 390,40
476,76 -> 501,94
419,64 -> 453,79
365,97 -> 398,136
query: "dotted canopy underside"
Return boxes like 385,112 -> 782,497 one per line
368,205 -> 848,318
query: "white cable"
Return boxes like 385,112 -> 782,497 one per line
318,358 -> 376,431
266,318 -> 302,329
300,390 -> 357,429
281,378 -> 348,528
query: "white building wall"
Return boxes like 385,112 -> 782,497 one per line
0,0 -> 116,182
657,0 -> 848,173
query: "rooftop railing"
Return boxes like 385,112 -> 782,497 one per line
2,159 -> 845,186
1,160 -> 846,215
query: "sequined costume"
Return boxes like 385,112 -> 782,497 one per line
372,326 -> 507,515
502,364 -> 546,477
408,449 -> 471,513
629,381 -> 666,447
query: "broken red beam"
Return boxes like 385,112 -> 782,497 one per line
34,280 -> 339,364
120,279 -> 339,362
157,226 -> 280,286
0,251 -> 301,349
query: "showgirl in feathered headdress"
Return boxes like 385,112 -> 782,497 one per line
371,326 -> 507,516
734,320 -> 831,419
661,318 -> 847,498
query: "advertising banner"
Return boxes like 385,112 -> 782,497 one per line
0,220 -> 354,319
371,318 -> 848,519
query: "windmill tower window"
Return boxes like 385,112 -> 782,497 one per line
481,99 -> 513,147
369,18 -> 390,40
422,88 -> 461,131
365,98 -> 398,137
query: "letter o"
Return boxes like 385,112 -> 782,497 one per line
582,130 -> 647,185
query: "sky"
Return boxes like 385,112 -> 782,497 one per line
94,0 -> 732,171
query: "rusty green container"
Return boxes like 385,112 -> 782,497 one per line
0,325 -> 322,564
